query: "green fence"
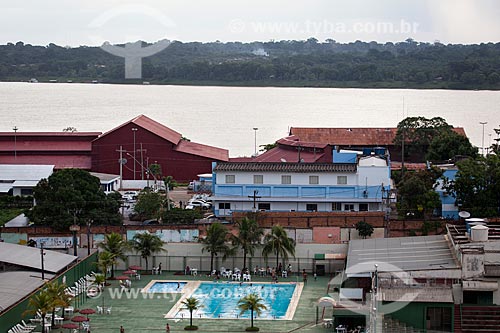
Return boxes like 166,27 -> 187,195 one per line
0,252 -> 98,333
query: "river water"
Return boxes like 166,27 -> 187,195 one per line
0,82 -> 498,156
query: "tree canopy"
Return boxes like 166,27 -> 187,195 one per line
133,188 -> 163,221
445,155 -> 500,217
426,130 -> 478,161
27,169 -> 122,230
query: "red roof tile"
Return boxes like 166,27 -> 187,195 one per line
96,115 -> 182,144
254,146 -> 324,163
0,132 -> 101,137
289,127 -> 466,146
276,135 -> 329,149
214,162 -> 356,173
174,140 -> 229,161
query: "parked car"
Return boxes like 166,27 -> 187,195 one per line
187,181 -> 194,190
142,219 -> 159,225
187,200 -> 212,209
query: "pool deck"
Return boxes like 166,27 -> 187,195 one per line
54,272 -> 334,332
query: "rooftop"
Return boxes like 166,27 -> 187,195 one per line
214,162 -> 357,173
0,164 -> 53,181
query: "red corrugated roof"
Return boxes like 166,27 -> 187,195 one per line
0,132 -> 101,137
0,155 -> 92,169
289,127 -> 466,146
390,162 -> 427,171
175,140 -> 228,161
276,135 -> 329,149
254,146 -> 324,163
96,115 -> 182,144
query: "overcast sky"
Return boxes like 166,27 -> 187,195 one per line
1,0 -> 499,46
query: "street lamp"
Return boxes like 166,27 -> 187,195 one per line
480,122 -> 487,156
69,224 -> 80,257
13,126 -> 18,161
132,127 -> 138,180
87,219 -> 93,256
253,127 -> 258,157
373,264 -> 379,333
40,242 -> 46,280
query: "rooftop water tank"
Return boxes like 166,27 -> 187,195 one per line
362,148 -> 372,156
471,225 -> 488,242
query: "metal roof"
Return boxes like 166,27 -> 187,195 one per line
0,271 -> 55,313
0,164 -> 53,181
0,242 -> 77,274
346,235 -> 458,274
90,172 -> 121,183
174,140 -> 229,161
214,162 -> 357,173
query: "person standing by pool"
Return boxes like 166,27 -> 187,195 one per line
166,323 -> 170,333
120,326 -> 125,333
302,269 -> 308,284
158,262 -> 162,275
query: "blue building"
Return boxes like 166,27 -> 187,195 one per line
211,150 -> 391,217
435,166 -> 459,219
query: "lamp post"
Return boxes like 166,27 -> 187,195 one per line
40,242 -> 46,280
132,127 -> 138,180
373,263 -> 379,333
480,122 -> 487,156
13,126 -> 18,161
86,219 -> 93,256
253,127 -> 258,157
69,224 -> 80,257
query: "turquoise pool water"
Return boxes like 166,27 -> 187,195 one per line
147,282 -> 187,293
176,282 -> 297,319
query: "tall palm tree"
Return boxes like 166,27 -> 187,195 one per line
238,293 -> 267,330
129,232 -> 166,271
97,251 -> 116,284
231,218 -> 263,270
45,281 -> 71,327
199,222 -> 233,273
24,290 -> 53,333
98,232 -> 128,278
262,225 -> 296,269
181,296 -> 200,328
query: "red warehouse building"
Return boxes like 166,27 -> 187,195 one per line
91,115 -> 229,182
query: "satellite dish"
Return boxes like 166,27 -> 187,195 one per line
280,158 -> 287,163
459,211 -> 471,218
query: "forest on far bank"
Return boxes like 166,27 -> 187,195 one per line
1,38 -> 500,89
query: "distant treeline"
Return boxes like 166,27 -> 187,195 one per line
1,38 -> 500,89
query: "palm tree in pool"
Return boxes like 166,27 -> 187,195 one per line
181,296 -> 201,329
129,232 -> 166,271
24,290 -> 53,333
262,225 -> 296,269
45,281 -> 71,327
198,222 -> 233,273
238,293 -> 268,331
98,232 -> 128,278
231,218 -> 263,270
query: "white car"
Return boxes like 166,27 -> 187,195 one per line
186,200 -> 211,209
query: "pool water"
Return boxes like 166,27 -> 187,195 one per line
175,282 -> 297,319
147,282 -> 187,293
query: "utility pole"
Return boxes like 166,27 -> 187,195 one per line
253,127 -> 258,157
13,126 -> 18,161
248,190 -> 261,212
480,122 -> 488,156
139,143 -> 146,180
132,127 -> 138,180
116,146 -> 127,190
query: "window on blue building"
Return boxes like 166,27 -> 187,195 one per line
281,175 -> 291,184
225,175 -> 235,183
344,203 -> 354,211
309,175 -> 319,184
359,203 -> 368,211
337,176 -> 347,185
253,175 -> 263,184
219,202 -> 231,209
332,202 -> 342,211
258,203 -> 271,211
306,203 -> 318,212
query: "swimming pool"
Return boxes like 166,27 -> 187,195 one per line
170,282 -> 302,320
145,281 -> 187,293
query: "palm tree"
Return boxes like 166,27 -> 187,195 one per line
98,232 -> 128,278
231,218 -> 263,270
181,296 -> 200,328
262,225 -> 296,269
199,222 -> 233,273
238,293 -> 267,330
97,251 -> 116,284
94,273 -> 105,290
24,290 -> 53,333
45,281 -> 71,327
129,232 -> 166,271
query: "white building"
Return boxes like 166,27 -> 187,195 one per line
0,164 -> 54,196
211,155 -> 391,217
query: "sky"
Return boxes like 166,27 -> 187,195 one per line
1,0 -> 500,46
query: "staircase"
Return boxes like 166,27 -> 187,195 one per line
461,306 -> 500,333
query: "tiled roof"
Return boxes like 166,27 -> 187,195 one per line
0,132 -> 101,137
290,127 -> 466,146
174,140 -> 229,161
276,136 -> 329,149
214,162 -> 356,173
96,114 -> 182,144
254,146 -> 324,163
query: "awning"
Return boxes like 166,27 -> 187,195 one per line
314,253 -> 346,260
